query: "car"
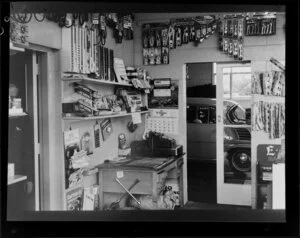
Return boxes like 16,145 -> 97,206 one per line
187,97 -> 251,174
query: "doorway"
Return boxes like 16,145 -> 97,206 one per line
8,49 -> 45,217
186,62 -> 252,207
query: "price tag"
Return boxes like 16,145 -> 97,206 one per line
116,171 -> 124,178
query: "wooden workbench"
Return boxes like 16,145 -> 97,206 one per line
96,155 -> 184,210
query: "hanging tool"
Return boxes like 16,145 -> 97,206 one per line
115,178 -> 141,205
106,178 -> 140,210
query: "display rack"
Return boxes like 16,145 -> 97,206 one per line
8,175 -> 27,185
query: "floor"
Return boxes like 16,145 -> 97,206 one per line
185,160 -> 250,210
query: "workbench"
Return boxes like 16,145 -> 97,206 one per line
96,155 -> 184,210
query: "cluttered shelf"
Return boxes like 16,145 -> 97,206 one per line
62,74 -> 134,87
62,110 -> 149,121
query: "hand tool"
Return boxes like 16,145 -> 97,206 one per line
106,178 -> 140,210
116,178 -> 141,205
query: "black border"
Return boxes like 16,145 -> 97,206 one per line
1,0 -> 299,237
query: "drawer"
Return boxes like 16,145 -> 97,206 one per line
101,170 -> 153,195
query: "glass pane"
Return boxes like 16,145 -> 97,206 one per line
224,127 -> 251,184
231,73 -> 252,97
223,74 -> 231,99
232,66 -> 251,73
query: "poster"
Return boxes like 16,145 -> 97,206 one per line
66,185 -> 83,211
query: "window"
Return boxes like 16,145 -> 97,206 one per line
222,66 -> 252,100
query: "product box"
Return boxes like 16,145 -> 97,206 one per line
8,163 -> 15,178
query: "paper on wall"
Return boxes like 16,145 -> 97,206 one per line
132,112 -> 142,124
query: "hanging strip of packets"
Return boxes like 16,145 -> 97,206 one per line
142,16 -> 217,66
252,101 -> 285,140
142,23 -> 170,66
218,15 -> 244,60
245,14 -> 276,36
252,71 -> 285,97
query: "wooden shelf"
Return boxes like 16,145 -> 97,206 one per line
8,175 -> 27,185
9,112 -> 28,118
62,111 -> 149,121
62,75 -> 133,87
10,42 -> 25,55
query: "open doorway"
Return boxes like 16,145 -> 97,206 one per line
186,62 -> 252,207
8,49 -> 46,217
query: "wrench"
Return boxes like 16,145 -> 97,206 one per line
116,178 -> 141,205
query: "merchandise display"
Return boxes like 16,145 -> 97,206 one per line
218,15 -> 244,60
252,101 -> 285,139
142,16 -> 217,65
245,13 -> 276,36
252,71 -> 285,97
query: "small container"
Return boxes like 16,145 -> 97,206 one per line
12,98 -> 22,109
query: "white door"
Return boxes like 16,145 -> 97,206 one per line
216,63 -> 252,206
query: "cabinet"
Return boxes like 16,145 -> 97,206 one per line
97,156 -> 184,210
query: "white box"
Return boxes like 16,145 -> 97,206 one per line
8,163 -> 15,178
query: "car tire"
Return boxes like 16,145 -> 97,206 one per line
228,149 -> 251,172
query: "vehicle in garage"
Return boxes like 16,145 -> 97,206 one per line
186,97 -> 251,178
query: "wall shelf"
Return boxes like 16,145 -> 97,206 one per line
8,175 -> 27,185
10,42 -> 25,55
62,75 -> 133,87
62,110 -> 149,121
9,112 -> 28,118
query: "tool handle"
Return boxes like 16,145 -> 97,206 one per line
116,178 -> 141,205
117,178 -> 140,202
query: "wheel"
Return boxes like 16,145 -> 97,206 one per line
229,149 -> 251,172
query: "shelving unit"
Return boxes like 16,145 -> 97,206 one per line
8,175 -> 27,185
9,112 -> 28,118
63,110 -> 149,121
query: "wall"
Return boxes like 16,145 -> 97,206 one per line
28,18 -> 62,49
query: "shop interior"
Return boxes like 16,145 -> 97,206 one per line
7,4 -> 286,217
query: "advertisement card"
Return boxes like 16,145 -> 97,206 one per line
66,185 -> 83,211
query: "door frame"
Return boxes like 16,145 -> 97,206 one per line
26,43 -> 64,211
216,62 -> 252,206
